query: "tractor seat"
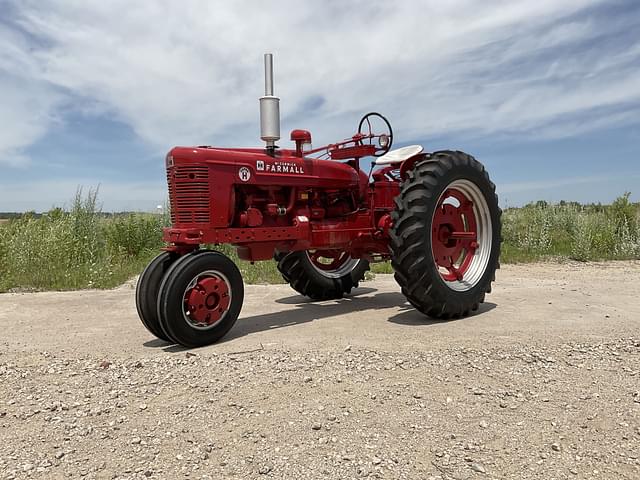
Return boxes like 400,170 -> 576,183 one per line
374,145 -> 423,165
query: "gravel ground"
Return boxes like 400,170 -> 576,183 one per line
0,262 -> 639,479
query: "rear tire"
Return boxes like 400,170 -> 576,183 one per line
276,251 -> 370,300
390,150 -> 501,318
157,251 -> 244,347
135,252 -> 176,341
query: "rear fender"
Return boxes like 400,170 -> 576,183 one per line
399,153 -> 431,181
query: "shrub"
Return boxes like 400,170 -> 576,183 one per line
105,214 -> 165,257
0,188 -> 151,290
502,193 -> 639,262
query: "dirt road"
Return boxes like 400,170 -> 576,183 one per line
1,262 -> 639,479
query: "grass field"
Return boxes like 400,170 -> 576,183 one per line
0,189 -> 638,292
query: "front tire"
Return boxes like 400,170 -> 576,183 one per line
157,251 -> 244,347
135,252 -> 177,342
390,150 -> 501,318
276,250 -> 370,300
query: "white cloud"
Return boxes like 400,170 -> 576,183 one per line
0,25 -> 63,166
0,76 -> 64,167
1,0 -> 639,207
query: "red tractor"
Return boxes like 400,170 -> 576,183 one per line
136,54 -> 501,347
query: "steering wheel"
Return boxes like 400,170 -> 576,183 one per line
357,112 -> 393,157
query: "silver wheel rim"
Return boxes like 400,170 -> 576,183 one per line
305,251 -> 361,279
181,270 -> 232,330
432,179 -> 493,292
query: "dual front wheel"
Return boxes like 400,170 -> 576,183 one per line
136,251 -> 243,348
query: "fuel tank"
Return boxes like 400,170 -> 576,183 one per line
166,146 -> 361,227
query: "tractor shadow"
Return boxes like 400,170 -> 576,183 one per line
148,287 -> 384,352
220,290 -> 497,344
274,287 -> 377,304
143,338 -> 171,348
386,301 -> 496,326
220,287 -> 403,343
149,289 -> 497,352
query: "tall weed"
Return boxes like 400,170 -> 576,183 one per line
503,193 -> 640,262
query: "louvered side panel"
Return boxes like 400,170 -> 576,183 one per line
166,166 -> 210,226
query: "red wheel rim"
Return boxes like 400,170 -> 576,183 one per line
431,188 -> 478,283
182,271 -> 231,329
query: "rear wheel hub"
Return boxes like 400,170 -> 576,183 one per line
431,187 -> 481,284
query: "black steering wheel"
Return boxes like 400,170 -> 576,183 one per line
357,112 -> 393,157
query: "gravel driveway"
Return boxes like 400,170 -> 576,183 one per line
1,262 -> 639,479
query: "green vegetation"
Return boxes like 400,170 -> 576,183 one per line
0,191 -> 638,292
0,188 -> 284,292
501,193 -> 640,263
0,189 -> 169,291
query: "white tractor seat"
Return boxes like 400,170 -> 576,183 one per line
374,145 -> 424,166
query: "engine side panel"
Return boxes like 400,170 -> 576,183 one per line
165,146 -> 398,260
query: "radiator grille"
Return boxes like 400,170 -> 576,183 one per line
167,166 -> 210,225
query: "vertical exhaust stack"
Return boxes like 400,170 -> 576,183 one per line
260,53 -> 280,152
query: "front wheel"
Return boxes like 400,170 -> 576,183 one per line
390,150 -> 501,318
157,251 -> 244,347
135,252 -> 177,341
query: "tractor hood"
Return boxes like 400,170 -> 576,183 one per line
167,146 -> 361,188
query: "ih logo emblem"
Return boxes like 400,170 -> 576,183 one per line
256,160 -> 265,171
238,167 -> 251,182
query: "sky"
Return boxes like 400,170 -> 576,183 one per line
0,0 -> 639,211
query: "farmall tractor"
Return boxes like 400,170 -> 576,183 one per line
136,54 -> 501,347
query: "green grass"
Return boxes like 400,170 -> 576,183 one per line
500,193 -> 640,263
0,189 -> 168,291
0,190 -> 638,292
0,188 -> 286,292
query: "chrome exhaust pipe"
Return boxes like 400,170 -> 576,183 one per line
260,53 -> 280,149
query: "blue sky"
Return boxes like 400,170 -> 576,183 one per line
1,0 -> 639,211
